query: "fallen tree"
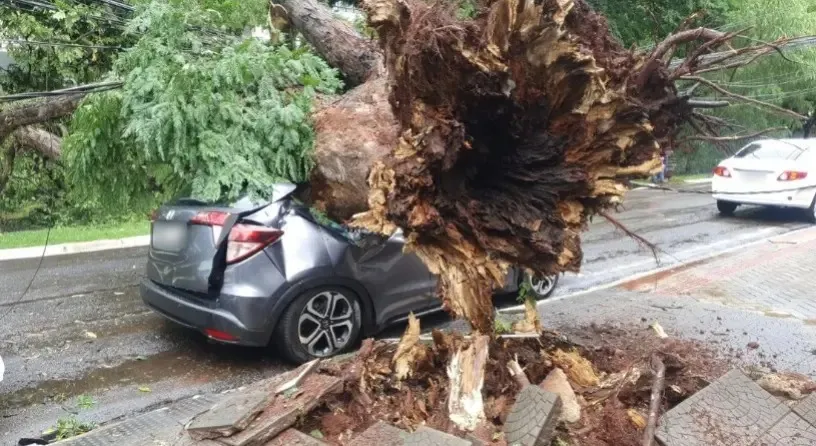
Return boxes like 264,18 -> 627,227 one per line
272,0 -> 809,431
289,0 -> 801,333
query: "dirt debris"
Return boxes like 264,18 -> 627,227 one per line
303,324 -> 733,445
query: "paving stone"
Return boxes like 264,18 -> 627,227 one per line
352,420 -> 408,446
219,373 -> 343,446
503,386 -> 562,446
56,394 -> 221,446
751,412 -> 816,446
792,393 -> 816,426
262,428 -> 328,445
403,426 -> 472,446
187,390 -> 270,438
656,369 -> 790,446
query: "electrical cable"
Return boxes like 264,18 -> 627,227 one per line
1,39 -> 127,50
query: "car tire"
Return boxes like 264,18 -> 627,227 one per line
717,200 -> 738,216
807,195 -> 816,224
275,287 -> 363,364
523,273 -> 559,299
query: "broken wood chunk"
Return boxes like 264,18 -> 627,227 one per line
447,335 -> 490,431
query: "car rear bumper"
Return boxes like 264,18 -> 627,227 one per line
140,279 -> 270,346
713,187 -> 816,209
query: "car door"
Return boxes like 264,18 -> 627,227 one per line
353,228 -> 438,326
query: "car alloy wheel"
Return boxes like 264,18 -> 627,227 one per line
524,273 -> 559,299
297,290 -> 355,357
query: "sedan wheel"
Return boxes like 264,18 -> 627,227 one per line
277,287 -> 362,364
524,273 -> 559,299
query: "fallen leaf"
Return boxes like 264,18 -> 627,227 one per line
138,386 -> 151,393
747,342 -> 760,349
84,331 -> 98,339
650,322 -> 668,339
627,408 -> 646,429
310,430 -> 324,439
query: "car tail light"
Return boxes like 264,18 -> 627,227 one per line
713,166 -> 731,177
226,224 -> 283,264
190,211 -> 229,226
778,171 -> 808,181
204,328 -> 237,342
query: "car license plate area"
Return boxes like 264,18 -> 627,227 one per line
152,222 -> 187,252
734,169 -> 771,183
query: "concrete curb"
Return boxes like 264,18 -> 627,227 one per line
685,178 -> 712,184
0,235 -> 150,261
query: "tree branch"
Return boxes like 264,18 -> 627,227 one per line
679,126 -> 787,143
0,94 -> 83,141
682,76 -> 807,120
668,36 -> 816,71
0,142 -> 17,198
687,99 -> 730,108
12,126 -> 62,159
650,28 -> 726,65
274,0 -> 381,87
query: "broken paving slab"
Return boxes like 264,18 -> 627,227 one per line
752,412 -> 816,446
55,394 -> 221,446
352,420 -> 408,446
792,392 -> 816,426
187,390 -> 271,439
217,373 -> 342,446
262,428 -> 328,445
657,369 -> 791,446
502,385 -> 562,446
403,426 -> 472,446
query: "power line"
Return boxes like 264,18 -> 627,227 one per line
0,81 -> 123,101
2,38 -> 127,50
0,224 -> 51,326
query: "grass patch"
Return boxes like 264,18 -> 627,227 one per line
669,173 -> 711,184
0,220 -> 150,250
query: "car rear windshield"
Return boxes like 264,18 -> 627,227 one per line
734,141 -> 809,160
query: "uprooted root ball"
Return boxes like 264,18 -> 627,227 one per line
354,0 -> 689,332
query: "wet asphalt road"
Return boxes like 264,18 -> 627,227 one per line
0,186 -> 809,441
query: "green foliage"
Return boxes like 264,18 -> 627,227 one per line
65,0 -> 342,207
673,0 -> 816,174
494,316 -> 512,335
51,416 -> 96,440
586,0 -> 733,47
516,277 -> 532,304
0,0 -> 133,93
75,395 -> 96,410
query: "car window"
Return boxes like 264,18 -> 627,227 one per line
734,141 -> 806,160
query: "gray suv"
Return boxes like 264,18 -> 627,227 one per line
140,185 -> 558,363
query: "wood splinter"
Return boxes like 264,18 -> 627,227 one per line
642,354 -> 667,446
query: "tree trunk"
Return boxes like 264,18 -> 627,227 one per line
275,0 -> 380,88
13,126 -> 62,160
0,95 -> 83,141
309,76 -> 397,220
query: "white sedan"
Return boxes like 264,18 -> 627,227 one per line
712,138 -> 816,222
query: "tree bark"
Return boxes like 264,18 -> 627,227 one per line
12,126 -> 62,160
309,76 -> 397,220
275,0 -> 380,88
0,94 -> 83,141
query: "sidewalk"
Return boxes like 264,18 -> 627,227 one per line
620,226 -> 816,321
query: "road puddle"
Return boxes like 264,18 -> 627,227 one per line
0,344 -> 283,412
